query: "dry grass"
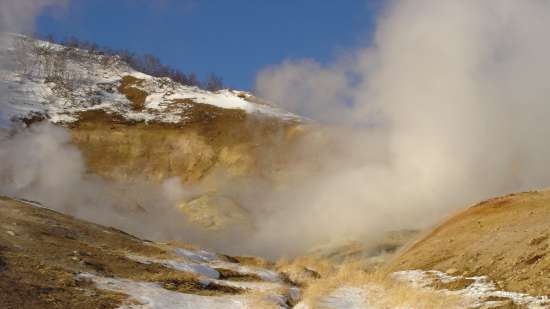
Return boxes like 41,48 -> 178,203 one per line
276,255 -> 334,285
230,255 -> 274,269
305,264 -> 464,308
215,268 -> 262,282
278,256 -> 464,309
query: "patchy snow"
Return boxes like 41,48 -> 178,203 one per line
127,246 -> 286,291
211,260 -> 281,282
394,270 -> 550,309
78,245 -> 295,309
205,277 -> 284,292
174,247 -> 218,263
0,35 -> 300,127
126,254 -> 220,279
297,269 -> 550,309
78,273 -> 249,309
125,246 -> 295,304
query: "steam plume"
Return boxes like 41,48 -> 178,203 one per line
252,0 -> 550,255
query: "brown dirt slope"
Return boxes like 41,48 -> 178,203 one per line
0,196 -> 241,309
388,190 -> 550,296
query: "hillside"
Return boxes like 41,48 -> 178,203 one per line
2,192 -> 550,309
1,35 -> 298,125
388,190 -> 550,296
0,195 -> 299,309
284,192 -> 550,309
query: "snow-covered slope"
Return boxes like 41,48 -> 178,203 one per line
0,34 -> 298,126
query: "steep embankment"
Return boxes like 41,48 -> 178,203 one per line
388,190 -> 550,296
0,196 -> 298,309
69,108 -> 304,184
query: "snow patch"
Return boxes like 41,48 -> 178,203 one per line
393,270 -> 550,309
174,247 -> 218,263
211,260 -> 281,282
126,254 -> 220,279
77,273 -> 248,309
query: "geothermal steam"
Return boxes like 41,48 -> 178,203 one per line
253,0 -> 550,254
3,1 -> 550,257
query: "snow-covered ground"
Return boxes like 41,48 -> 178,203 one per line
393,270 -> 550,309
87,245 -> 297,309
128,247 -> 282,285
0,34 -> 299,126
83,243 -> 550,309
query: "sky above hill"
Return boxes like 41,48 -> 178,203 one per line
36,0 -> 382,90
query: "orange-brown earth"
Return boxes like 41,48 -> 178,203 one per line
388,190 -> 550,296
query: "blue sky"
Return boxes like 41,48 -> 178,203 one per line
37,1 -> 383,90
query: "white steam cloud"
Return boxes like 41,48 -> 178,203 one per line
0,0 -> 67,34
252,0 -> 550,254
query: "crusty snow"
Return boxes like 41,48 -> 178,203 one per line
126,254 -> 221,279
127,246 -> 290,295
393,270 -> 550,309
0,34 -> 299,126
82,244 -> 550,309
78,273 -> 250,309
81,245 -> 293,309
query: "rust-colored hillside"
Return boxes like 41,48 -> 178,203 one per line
388,190 -> 550,296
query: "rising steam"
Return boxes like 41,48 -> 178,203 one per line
253,0 -> 550,254
2,1 -> 550,258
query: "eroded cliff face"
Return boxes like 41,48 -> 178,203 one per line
69,108 -> 306,185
